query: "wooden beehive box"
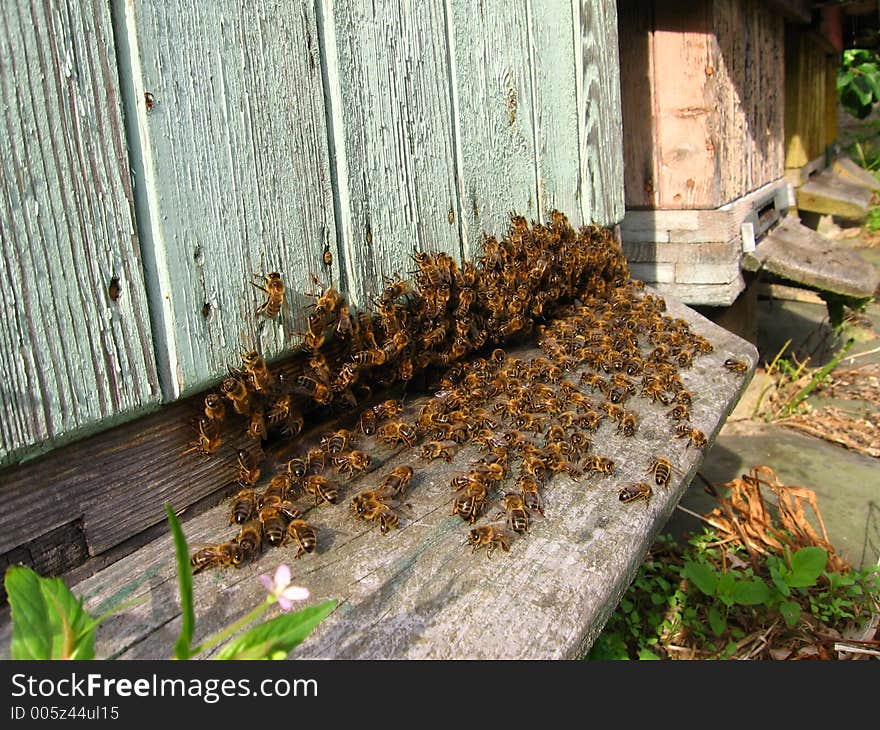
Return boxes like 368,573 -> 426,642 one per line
616,0 -> 792,306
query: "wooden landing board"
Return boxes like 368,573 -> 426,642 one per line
743,217 -> 880,300
0,294 -> 757,660
796,170 -> 873,221
831,156 -> 880,193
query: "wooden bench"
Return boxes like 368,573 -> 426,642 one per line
0,293 -> 755,660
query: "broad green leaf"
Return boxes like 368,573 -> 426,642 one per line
216,599 -> 337,660
788,547 -> 827,588
5,566 -> 95,660
587,632 -> 630,661
683,561 -> 717,597
853,75 -> 874,105
708,604 -> 727,637
637,648 -> 661,660
779,600 -> 801,629
731,580 -> 770,606
716,572 -> 736,605
857,64 -> 880,98
769,566 -> 790,596
165,504 -> 195,660
826,571 -> 853,590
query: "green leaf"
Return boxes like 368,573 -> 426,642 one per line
683,561 -> 717,597
637,648 -> 661,660
587,632 -> 630,661
779,600 -> 801,628
165,504 -> 195,660
708,604 -> 727,637
788,547 -> 827,588
769,566 -> 791,596
216,599 -> 337,660
731,580 -> 771,606
5,565 -> 95,660
716,572 -> 736,605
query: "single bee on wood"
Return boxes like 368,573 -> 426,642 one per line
723,358 -> 749,373
379,465 -> 414,496
203,393 -> 226,423
499,492 -> 530,534
258,506 -> 287,547
467,523 -> 512,558
229,487 -> 257,525
304,474 -> 339,505
182,418 -> 223,458
241,350 -> 275,392
191,542 -> 244,574
646,456 -> 673,489
377,420 -> 418,448
321,428 -> 357,455
674,425 -> 708,450
619,482 -> 652,505
221,376 -> 252,416
235,519 -> 263,561
253,271 -> 285,319
332,450 -> 372,479
420,439 -> 459,463
285,519 -> 317,559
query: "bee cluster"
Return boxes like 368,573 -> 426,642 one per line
186,210 -> 745,570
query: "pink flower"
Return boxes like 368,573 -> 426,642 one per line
259,565 -> 310,611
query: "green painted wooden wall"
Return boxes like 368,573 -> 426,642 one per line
0,0 -> 624,465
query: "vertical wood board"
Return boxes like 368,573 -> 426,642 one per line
0,0 -> 159,465
574,0 -> 625,224
121,0 -> 337,397
446,0 -> 538,258
320,0 -> 462,300
785,28 -> 829,170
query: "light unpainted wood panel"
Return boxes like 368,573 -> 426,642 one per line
0,0 -> 159,466
530,1 -> 580,224
445,0 -> 538,258
320,0 -> 462,299
652,0 -> 719,209
574,0 -> 625,224
617,0 -> 657,209
120,0 -> 337,398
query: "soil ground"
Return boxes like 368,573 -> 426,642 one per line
666,220 -> 880,571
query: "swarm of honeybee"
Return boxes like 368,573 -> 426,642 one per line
187,210 -> 748,570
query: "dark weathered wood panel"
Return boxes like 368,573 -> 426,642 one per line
0,294 -> 758,659
119,0 -> 337,398
0,0 -> 160,465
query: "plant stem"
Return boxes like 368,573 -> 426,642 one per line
190,598 -> 275,656
780,338 -> 855,417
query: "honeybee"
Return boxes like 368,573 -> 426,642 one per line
262,474 -> 293,505
617,411 -> 638,438
234,448 -> 262,487
379,465 -> 414,496
191,542 -> 244,574
583,455 -> 615,476
286,457 -> 309,481
667,404 -> 690,422
182,418 -> 223,457
241,350 -> 275,392
421,439 -> 459,462
351,347 -> 386,367
332,362 -> 360,393
285,519 -> 317,559
520,453 -> 548,481
258,506 -> 287,547
359,408 -> 378,435
675,425 -> 707,449
203,393 -> 226,423
467,523 -> 512,558
331,450 -> 372,478
221,376 -> 252,416
299,375 -> 333,405
619,482 -> 652,505
321,428 -> 357,455
517,475 -> 545,516
304,474 -> 339,505
646,456 -> 673,488
235,519 -> 263,559
307,278 -> 343,334
306,447 -> 326,474
246,409 -> 268,441
229,487 -> 257,525
278,500 -> 303,522
377,420 -> 418,448
253,271 -> 285,319
499,492 -> 530,534
355,496 -> 400,534
723,358 -> 749,373
453,491 -> 487,524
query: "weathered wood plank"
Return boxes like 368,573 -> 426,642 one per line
320,0 -> 462,296
785,27 -> 831,171
0,0 -> 160,465
450,0 -> 539,258
830,156 -> 880,193
0,391 -> 261,559
530,0 -> 580,224
797,169 -> 873,221
0,294 -> 758,659
119,0 -> 336,397
575,0 -> 625,224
